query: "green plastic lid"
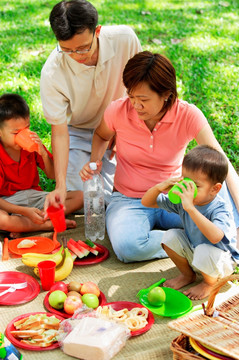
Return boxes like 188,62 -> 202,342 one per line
168,177 -> 197,204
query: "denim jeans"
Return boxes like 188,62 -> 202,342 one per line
106,192 -> 183,263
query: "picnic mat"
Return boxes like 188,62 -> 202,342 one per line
1,214 -> 239,360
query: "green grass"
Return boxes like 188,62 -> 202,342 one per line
0,0 -> 238,191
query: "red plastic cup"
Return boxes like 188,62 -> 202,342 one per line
15,128 -> 39,152
38,260 -> 56,291
46,204 -> 67,232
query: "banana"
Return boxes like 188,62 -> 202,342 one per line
21,245 -> 63,267
34,248 -> 74,282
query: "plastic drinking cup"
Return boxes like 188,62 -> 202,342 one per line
168,177 -> 197,204
15,128 -> 39,152
46,204 -> 66,232
37,260 -> 56,291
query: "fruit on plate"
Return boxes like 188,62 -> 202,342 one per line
68,280 -> 82,293
49,290 -> 67,309
147,287 -> 166,306
50,281 -> 68,294
64,295 -> 83,314
34,247 -> 74,281
85,239 -> 104,254
81,293 -> 99,309
21,245 -> 63,267
67,291 -> 82,298
80,281 -> 100,297
67,238 -> 105,260
75,239 -> 98,256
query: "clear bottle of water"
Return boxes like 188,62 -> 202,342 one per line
83,162 -> 105,241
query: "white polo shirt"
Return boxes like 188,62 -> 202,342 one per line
40,25 -> 142,129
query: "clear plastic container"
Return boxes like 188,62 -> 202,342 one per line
83,163 -> 105,241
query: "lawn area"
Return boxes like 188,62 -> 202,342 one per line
0,0 -> 238,191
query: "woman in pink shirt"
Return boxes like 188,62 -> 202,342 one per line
80,51 -> 239,263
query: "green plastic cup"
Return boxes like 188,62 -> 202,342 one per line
168,177 -> 197,204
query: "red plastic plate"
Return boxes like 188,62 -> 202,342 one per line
5,312 -> 64,351
0,271 -> 40,305
104,301 -> 154,336
73,243 -> 109,266
44,288 -> 107,319
8,236 -> 55,255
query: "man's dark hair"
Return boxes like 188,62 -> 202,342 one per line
50,0 -> 98,41
0,93 -> 29,127
183,145 -> 228,184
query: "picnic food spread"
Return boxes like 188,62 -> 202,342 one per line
10,313 -> 61,348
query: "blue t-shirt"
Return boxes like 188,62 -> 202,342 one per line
157,194 -> 239,262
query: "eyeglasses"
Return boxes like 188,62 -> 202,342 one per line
57,31 -> 95,55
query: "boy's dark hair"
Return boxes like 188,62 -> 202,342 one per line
123,51 -> 178,112
0,93 -> 29,127
50,0 -> 98,41
183,145 -> 228,184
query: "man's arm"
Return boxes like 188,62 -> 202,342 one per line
44,122 -> 69,210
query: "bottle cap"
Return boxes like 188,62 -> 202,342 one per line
168,178 -> 197,204
89,162 -> 97,171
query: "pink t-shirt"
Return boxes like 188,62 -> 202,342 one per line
104,97 -> 208,198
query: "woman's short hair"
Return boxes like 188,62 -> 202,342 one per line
183,145 -> 228,184
123,51 -> 178,111
50,0 -> 98,41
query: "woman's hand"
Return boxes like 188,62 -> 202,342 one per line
79,160 -> 102,182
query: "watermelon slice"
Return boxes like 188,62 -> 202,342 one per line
85,239 -> 104,254
67,239 -> 89,258
76,239 -> 98,256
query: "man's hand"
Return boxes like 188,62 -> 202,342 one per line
43,187 -> 67,214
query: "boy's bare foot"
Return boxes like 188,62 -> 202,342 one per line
164,273 -> 196,290
183,281 -> 214,300
65,219 -> 77,229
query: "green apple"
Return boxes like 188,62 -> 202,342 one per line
81,293 -> 99,309
49,290 -> 67,309
147,287 -> 166,306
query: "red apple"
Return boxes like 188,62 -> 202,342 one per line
49,281 -> 68,294
80,281 -> 100,297
64,295 -> 83,315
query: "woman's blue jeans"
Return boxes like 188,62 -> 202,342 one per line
106,192 -> 183,263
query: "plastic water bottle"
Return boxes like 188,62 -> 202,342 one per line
83,162 -> 105,241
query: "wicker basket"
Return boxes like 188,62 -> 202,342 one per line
170,334 -> 205,360
169,274 -> 239,360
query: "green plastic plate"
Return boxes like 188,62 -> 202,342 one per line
138,287 -> 192,318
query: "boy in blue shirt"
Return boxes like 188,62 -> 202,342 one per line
142,145 -> 239,300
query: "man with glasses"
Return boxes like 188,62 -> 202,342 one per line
40,0 -> 142,211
